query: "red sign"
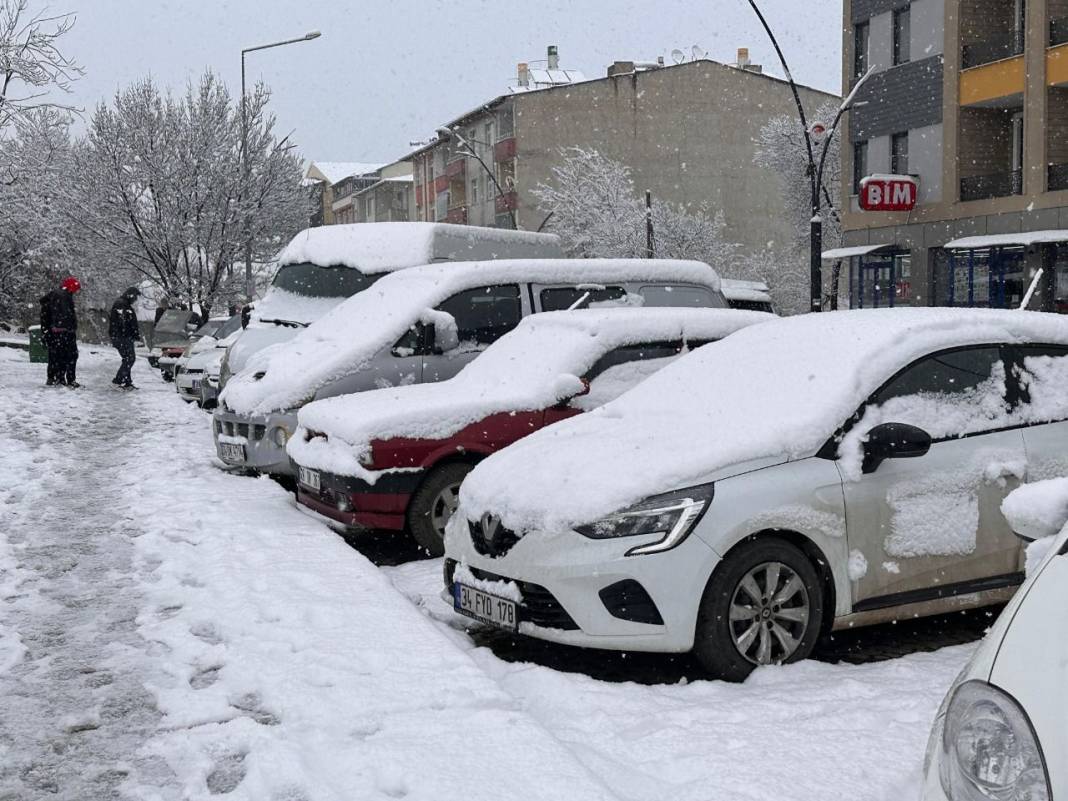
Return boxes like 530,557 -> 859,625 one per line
859,175 -> 917,212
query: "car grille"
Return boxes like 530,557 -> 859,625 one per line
469,517 -> 521,558
445,559 -> 579,631
216,419 -> 266,441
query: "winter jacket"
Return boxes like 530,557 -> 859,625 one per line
109,296 -> 141,340
39,289 -> 78,332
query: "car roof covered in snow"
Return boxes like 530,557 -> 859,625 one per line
275,222 -> 563,274
288,307 -> 770,476
720,278 -> 773,304
457,307 -> 1068,533
220,258 -> 724,417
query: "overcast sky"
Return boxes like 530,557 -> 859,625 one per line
59,0 -> 843,164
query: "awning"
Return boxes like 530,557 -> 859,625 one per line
944,230 -> 1068,249
821,244 -> 895,260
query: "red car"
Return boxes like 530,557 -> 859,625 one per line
288,307 -> 769,554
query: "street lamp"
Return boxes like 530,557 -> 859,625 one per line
240,30 -> 322,301
744,1 -> 872,312
436,127 -> 517,229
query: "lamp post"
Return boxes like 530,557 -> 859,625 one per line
240,30 -> 321,301
744,1 -> 872,312
436,127 -> 517,229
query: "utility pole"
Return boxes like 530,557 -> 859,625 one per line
645,190 -> 654,258
240,30 -> 321,302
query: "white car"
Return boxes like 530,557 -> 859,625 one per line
444,308 -> 1068,680
176,315 -> 243,405
922,477 -> 1068,801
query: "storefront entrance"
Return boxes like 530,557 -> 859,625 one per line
849,250 -> 911,308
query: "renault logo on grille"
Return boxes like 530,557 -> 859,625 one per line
481,512 -> 501,543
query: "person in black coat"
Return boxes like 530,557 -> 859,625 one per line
109,286 -> 143,389
39,276 -> 81,387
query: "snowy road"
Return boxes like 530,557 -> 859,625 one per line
0,346 -> 978,800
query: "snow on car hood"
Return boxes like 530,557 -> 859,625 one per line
221,258 -> 723,417
225,324 -> 303,379
288,308 -> 770,476
458,307 -> 1068,533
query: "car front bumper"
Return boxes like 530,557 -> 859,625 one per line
212,408 -> 299,475
293,466 -> 422,531
443,517 -> 720,653
175,371 -> 204,400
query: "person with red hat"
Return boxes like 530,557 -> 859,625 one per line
39,276 -> 81,387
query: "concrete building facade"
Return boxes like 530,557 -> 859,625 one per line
838,0 -> 1068,311
409,53 -> 837,259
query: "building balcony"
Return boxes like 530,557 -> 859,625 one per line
960,53 -> 1025,106
494,191 -> 518,213
494,137 -> 517,163
445,159 -> 466,178
962,29 -> 1024,70
960,169 -> 1023,202
1050,163 -> 1068,192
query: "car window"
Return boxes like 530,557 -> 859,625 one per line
571,341 -> 689,412
640,285 -> 722,308
584,342 -> 684,381
1015,345 -> 1068,425
271,262 -> 378,299
540,286 -> 626,311
867,347 -> 1009,439
215,315 -> 243,340
438,284 -> 522,346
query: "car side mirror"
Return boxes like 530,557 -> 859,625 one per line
428,321 -> 460,354
862,422 -> 931,474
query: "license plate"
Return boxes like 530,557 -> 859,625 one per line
298,466 -> 321,492
219,442 -> 245,463
191,379 -> 201,391
454,583 -> 518,631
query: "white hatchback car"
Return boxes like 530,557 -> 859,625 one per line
922,477 -> 1068,801
445,308 -> 1068,680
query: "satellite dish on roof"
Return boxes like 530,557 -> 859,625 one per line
671,48 -> 686,65
691,44 -> 706,60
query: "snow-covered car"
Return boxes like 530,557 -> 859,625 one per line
216,258 -> 729,477
173,315 -> 233,394
218,222 -> 564,392
721,278 -> 775,313
198,351 -> 225,409
175,314 -> 243,405
150,309 -> 202,380
922,477 -> 1068,801
288,306 -> 769,554
444,308 -> 1068,680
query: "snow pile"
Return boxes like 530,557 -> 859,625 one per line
223,259 -> 724,417
289,308 -> 767,476
1002,477 -> 1068,545
456,308 -> 1068,532
275,222 -> 561,273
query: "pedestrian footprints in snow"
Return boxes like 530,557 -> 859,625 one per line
205,750 -> 247,795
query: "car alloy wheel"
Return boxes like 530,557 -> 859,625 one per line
728,561 -> 810,666
407,462 -> 475,557
430,482 -> 461,539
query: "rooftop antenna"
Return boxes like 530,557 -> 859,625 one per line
691,44 -> 706,60
671,48 -> 686,64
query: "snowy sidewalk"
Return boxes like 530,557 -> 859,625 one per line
0,348 -> 617,801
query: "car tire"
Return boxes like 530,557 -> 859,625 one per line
407,463 -> 474,557
693,536 -> 824,682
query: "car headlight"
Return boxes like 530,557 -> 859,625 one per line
573,483 -> 714,556
270,426 -> 290,447
939,680 -> 1050,801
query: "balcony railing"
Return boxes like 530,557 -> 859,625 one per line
960,169 -> 1023,201
1052,18 -> 1068,47
444,206 -> 468,224
1050,163 -> 1068,192
962,30 -> 1024,69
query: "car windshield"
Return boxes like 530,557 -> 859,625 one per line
214,314 -> 243,339
271,262 -> 378,298
193,319 -> 223,338
154,310 -> 195,334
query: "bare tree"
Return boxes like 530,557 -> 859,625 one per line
66,71 -> 313,317
533,147 -> 739,276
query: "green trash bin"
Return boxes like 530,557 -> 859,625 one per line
28,325 -> 48,363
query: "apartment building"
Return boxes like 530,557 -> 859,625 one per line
409,48 -> 838,257
836,0 -> 1068,311
349,159 -> 415,223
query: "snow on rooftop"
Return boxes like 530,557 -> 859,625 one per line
458,307 -> 1068,533
221,258 -> 722,417
289,307 -> 769,476
275,222 -> 558,273
944,230 -> 1068,250
306,161 -> 386,185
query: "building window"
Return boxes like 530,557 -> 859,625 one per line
853,21 -> 870,79
471,175 -> 479,205
891,131 -> 909,175
484,122 -> 494,145
893,6 -> 911,65
497,159 -> 516,191
853,141 -> 868,194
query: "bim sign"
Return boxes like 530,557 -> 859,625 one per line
859,175 -> 918,212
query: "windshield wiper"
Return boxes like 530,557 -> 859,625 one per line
260,318 -> 308,328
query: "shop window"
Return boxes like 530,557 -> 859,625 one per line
942,247 -> 1027,308
850,250 -> 911,309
